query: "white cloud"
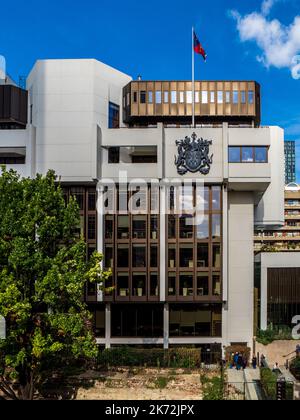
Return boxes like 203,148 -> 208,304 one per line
230,1 -> 300,78
261,0 -> 276,16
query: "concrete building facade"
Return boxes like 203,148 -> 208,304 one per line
0,59 -> 285,356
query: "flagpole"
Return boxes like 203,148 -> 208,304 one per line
192,26 -> 195,129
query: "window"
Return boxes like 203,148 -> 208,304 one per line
108,102 -> 120,128
104,245 -> 113,268
117,273 -> 129,297
150,273 -> 159,297
202,91 -> 208,104
132,273 -> 146,297
88,192 -> 96,211
164,91 -> 169,103
140,91 -> 146,104
255,147 -> 268,163
241,91 -> 246,104
108,146 -> 157,164
195,91 -> 200,103
168,273 -> 176,296
229,146 -> 268,163
210,91 -> 215,103
133,92 -> 137,103
88,215 -> 96,240
186,91 -> 192,104
179,91 -> 185,103
155,91 -> 162,104
171,91 -> 177,103
213,244 -> 221,268
248,90 -> 254,104
180,273 -> 193,297
242,147 -> 254,163
117,244 -> 129,267
132,215 -> 146,239
212,215 -> 221,240
168,244 -> 176,268
217,91 -> 223,104
150,245 -> 158,267
233,91 -> 239,104
228,147 -> 240,163
212,186 -> 221,210
117,216 -> 129,239
168,215 -> 176,239
180,244 -> 194,268
0,147 -> 26,164
108,147 -> 120,164
179,215 -> 193,239
197,243 -> 209,268
132,245 -> 146,267
197,273 -> 209,296
105,216 -> 113,239
148,91 -> 153,103
197,215 -> 209,240
225,91 -> 230,103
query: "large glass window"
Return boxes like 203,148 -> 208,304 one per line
140,91 -> 146,104
213,274 -> 221,296
180,273 -> 194,297
212,186 -> 221,210
168,273 -> 176,296
132,273 -> 146,297
202,91 -> 208,104
117,244 -> 129,268
197,243 -> 209,268
225,91 -> 230,103
88,215 -> 96,240
186,91 -> 192,104
196,215 -> 209,240
150,245 -> 158,267
105,244 -> 113,268
233,91 -> 239,104
156,91 -> 162,104
242,147 -> 254,163
164,91 -> 169,103
171,91 -> 177,103
168,215 -> 176,239
117,273 -> 129,297
255,147 -> 268,163
108,102 -> 120,128
132,215 -> 146,239
212,215 -> 221,240
148,91 -> 153,103
210,91 -> 215,103
105,216 -> 114,239
132,244 -> 146,267
180,215 -> 194,239
168,244 -> 176,268
213,244 -> 221,268
217,91 -> 223,104
228,147 -> 240,163
197,273 -> 209,296
117,216 -> 129,239
150,273 -> 159,297
241,91 -> 246,104
180,244 -> 194,268
248,90 -> 254,104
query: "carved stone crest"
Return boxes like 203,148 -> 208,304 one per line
175,133 -> 213,176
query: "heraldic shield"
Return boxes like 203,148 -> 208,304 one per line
175,133 -> 213,176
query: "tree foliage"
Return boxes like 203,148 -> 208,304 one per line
0,168 -> 110,399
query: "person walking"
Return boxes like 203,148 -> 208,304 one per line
252,356 -> 257,369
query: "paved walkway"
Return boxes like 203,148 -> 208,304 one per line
226,368 -> 245,393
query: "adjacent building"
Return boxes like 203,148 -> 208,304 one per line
0,59 -> 285,357
284,140 -> 296,185
255,183 -> 300,252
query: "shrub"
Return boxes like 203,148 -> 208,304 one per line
96,347 -> 201,369
290,357 -> 300,380
201,375 -> 224,400
256,327 -> 293,345
260,367 -> 277,399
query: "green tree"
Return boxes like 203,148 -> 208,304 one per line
0,168 -> 110,400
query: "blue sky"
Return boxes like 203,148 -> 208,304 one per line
1,0 -> 300,180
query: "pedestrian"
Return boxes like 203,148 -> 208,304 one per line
272,362 -> 280,373
242,356 -> 247,370
296,344 -> 300,357
237,353 -> 243,371
233,352 -> 239,367
260,354 -> 266,367
252,356 -> 257,369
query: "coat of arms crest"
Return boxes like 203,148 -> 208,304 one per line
175,133 -> 213,176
